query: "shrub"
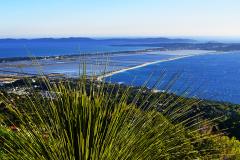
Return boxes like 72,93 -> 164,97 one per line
0,77 -> 237,159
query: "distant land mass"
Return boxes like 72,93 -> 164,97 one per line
113,42 -> 240,51
0,37 -> 197,44
2,37 -> 240,59
0,37 -> 197,58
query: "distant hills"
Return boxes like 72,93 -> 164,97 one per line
113,42 -> 240,51
0,37 -> 198,58
2,37 -> 240,58
0,37 -> 197,44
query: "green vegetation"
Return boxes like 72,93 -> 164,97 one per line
0,77 -> 240,159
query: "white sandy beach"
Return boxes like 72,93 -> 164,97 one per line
97,55 -> 192,81
97,50 -> 218,81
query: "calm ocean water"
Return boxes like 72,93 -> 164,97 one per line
0,52 -> 176,77
0,41 -> 149,58
106,52 -> 240,104
1,40 -> 240,104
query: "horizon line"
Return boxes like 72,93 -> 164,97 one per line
1,35 -> 240,40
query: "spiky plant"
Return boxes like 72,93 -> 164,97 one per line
0,75 -> 231,159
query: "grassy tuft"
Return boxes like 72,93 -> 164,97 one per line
0,76 -> 239,159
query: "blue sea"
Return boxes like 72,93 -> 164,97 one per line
0,40 -> 150,58
1,40 -> 240,104
106,52 -> 240,104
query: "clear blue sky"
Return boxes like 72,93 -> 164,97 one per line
1,0 -> 240,38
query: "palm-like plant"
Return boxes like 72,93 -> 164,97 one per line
0,76 -> 231,159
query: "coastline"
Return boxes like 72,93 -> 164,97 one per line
0,47 -> 165,63
97,55 -> 193,81
97,50 -> 218,81
0,50 -> 216,81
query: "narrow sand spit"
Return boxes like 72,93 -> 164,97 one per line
97,55 -> 193,81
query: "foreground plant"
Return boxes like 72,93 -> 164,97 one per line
0,77 -> 238,159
